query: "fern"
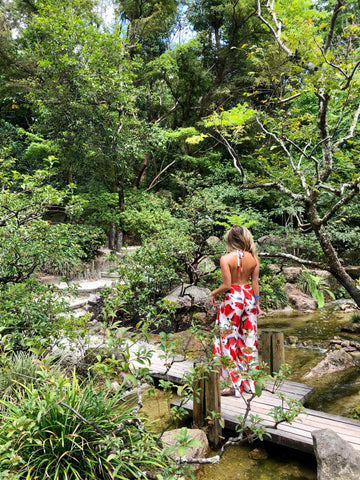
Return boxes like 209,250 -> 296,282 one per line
297,268 -> 335,308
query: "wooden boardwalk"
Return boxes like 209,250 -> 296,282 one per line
137,345 -> 360,454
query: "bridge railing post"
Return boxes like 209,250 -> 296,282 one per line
193,361 -> 222,449
261,330 -> 285,375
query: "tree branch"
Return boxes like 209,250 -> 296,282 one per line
146,161 -> 176,191
245,181 -> 304,202
334,102 -> 360,148
258,251 -> 324,268
324,0 -> 346,53
320,179 -> 360,225
255,117 -> 310,196
59,402 -> 108,436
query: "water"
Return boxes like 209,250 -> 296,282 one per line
195,301 -> 359,480
260,302 -> 360,416
196,444 -> 317,480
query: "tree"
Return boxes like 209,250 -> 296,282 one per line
193,1 -> 360,305
0,157 -> 82,284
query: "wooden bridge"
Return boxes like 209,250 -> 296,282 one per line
139,344 -> 360,454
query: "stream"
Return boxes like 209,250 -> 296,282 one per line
142,300 -> 359,479
195,301 -> 360,479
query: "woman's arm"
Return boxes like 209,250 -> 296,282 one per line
251,259 -> 262,315
211,256 -> 231,306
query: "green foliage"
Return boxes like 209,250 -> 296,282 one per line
119,190 -> 180,241
166,427 -> 202,458
0,279 -> 71,350
66,224 -> 106,261
351,313 -> 360,324
216,213 -> 257,230
0,351 -> 62,400
259,273 -> 288,310
0,368 -> 176,479
297,268 -> 335,308
0,161 -> 84,282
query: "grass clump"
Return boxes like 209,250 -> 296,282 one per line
0,365 -> 178,479
351,313 -> 360,324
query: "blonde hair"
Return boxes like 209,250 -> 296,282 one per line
225,225 -> 258,259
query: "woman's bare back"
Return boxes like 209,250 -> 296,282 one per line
222,250 -> 258,285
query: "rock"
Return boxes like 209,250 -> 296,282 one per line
197,256 -> 216,274
257,234 -> 285,246
341,323 -> 360,334
312,429 -> 360,480
267,264 -> 282,275
304,349 -> 357,378
163,284 -> 217,322
248,448 -> 268,460
340,302 -> 357,311
283,283 -> 317,311
288,335 -> 299,346
206,236 -> 221,247
161,428 -> 209,466
111,381 -> 121,392
345,346 -> 357,353
350,351 -> 360,361
88,293 -> 101,305
282,267 -> 303,282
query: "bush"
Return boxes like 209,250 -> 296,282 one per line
68,224 -> 107,260
0,279 -> 71,350
259,273 -> 288,310
0,369 -> 179,479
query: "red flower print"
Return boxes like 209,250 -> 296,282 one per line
231,313 -> 240,327
243,318 -> 254,331
224,304 -> 235,317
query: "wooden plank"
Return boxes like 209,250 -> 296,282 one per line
132,342 -> 360,454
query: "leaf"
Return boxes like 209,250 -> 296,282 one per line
178,445 -> 187,457
255,382 -> 262,397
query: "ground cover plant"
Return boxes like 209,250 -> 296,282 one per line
0,363 -> 181,480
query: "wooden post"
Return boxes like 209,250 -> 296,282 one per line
205,368 -> 221,449
193,365 -> 206,428
261,330 -> 272,373
272,330 -> 285,373
261,330 -> 285,375
192,362 -> 222,449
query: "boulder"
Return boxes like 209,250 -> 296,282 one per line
197,256 -> 216,274
304,349 -> 357,378
161,428 -> 209,465
312,429 -> 360,480
283,283 -> 317,311
163,285 -> 217,323
206,236 -> 221,247
282,267 -> 303,282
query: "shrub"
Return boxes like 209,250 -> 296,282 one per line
259,273 -> 288,310
0,279 -> 71,350
0,369 -> 179,479
67,224 -> 107,260
297,268 -> 335,308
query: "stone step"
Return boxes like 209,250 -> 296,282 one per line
101,271 -> 120,279
68,297 -> 89,310
69,308 -> 89,318
56,279 -> 115,296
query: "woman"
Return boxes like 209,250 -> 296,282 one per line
211,225 -> 261,396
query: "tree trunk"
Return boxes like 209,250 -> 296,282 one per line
133,152 -> 152,190
313,224 -> 360,307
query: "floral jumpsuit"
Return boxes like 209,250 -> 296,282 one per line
213,250 -> 258,395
